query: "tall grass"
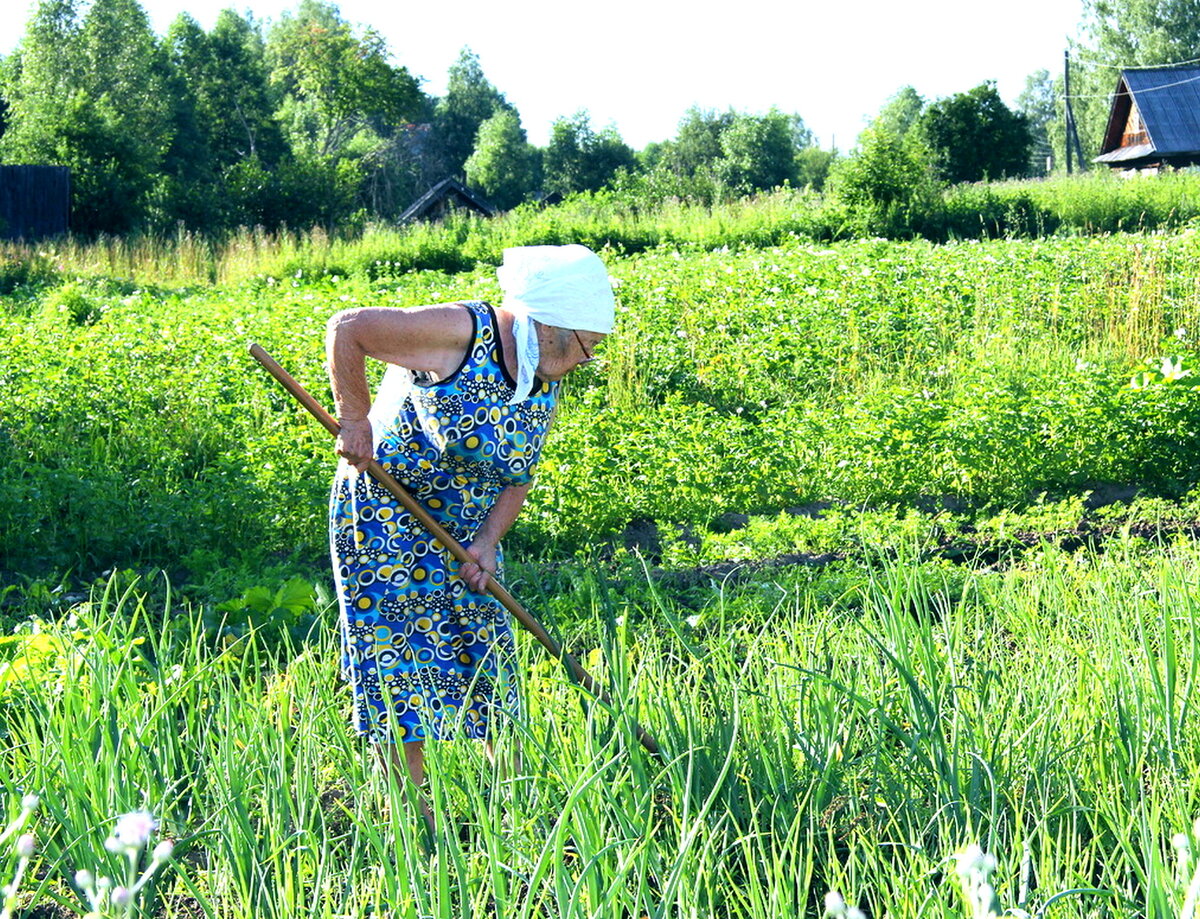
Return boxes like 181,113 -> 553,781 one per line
4,540 -> 1200,916
0,190 -> 828,290
6,170 -> 1200,289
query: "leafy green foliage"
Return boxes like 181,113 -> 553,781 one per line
713,109 -> 803,194
464,108 -> 539,210
211,576 -> 319,643
1016,69 -> 1056,176
0,0 -> 170,234
267,3 -> 421,160
433,47 -> 515,178
543,111 -> 637,197
868,85 -> 925,142
829,126 -> 941,237
920,82 -> 1032,184
6,227 -> 1200,591
634,107 -> 826,204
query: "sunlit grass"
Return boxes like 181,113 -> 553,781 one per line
3,539 -> 1200,916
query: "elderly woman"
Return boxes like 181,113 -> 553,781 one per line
325,244 -> 613,810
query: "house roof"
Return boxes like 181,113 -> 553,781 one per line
399,177 -> 496,222
1097,66 -> 1200,163
1094,141 -> 1156,164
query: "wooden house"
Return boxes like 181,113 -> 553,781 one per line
399,178 -> 496,223
1095,66 -> 1200,172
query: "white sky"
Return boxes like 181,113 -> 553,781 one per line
3,0 -> 1088,151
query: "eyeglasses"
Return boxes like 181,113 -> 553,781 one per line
572,330 -> 596,363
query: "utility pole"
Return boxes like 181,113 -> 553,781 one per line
1065,49 -> 1073,174
1064,49 -> 1089,174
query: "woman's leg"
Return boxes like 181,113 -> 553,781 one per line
484,733 -> 523,782
375,739 -> 434,833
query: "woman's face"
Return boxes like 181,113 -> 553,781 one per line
535,324 -> 606,381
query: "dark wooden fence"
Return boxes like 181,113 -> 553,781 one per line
0,165 -> 70,241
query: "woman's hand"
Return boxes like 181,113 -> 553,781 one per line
459,540 -> 498,593
335,417 -> 374,473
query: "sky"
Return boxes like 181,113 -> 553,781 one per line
3,0 -> 1090,151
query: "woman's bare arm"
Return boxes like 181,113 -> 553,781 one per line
325,304 -> 473,470
458,483 -> 533,592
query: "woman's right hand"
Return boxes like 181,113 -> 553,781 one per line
335,417 -> 374,473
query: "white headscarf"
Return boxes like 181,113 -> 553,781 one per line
497,244 -> 615,404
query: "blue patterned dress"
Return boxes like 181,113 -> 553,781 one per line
329,302 -> 557,743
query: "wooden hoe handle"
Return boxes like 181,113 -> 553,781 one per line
249,343 -> 661,758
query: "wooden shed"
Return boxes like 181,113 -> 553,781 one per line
1095,66 -> 1200,172
399,177 -> 496,223
0,165 -> 70,240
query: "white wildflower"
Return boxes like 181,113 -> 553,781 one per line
824,891 -> 846,917
109,811 -> 157,850
15,834 -> 34,859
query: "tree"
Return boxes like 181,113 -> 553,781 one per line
795,146 -> 837,191
153,14 -> 218,228
542,111 -> 635,196
871,86 -> 925,141
170,10 -> 285,169
715,108 -> 804,193
670,107 -> 735,177
920,82 -> 1032,184
433,48 -> 514,177
160,10 -> 293,229
1,0 -> 170,233
0,58 -> 11,145
268,1 -> 423,159
1082,0 -> 1200,66
464,108 -> 537,210
1016,69 -> 1057,175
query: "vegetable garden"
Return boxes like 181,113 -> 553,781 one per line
3,204 -> 1200,916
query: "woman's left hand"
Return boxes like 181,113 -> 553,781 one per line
459,541 -> 498,593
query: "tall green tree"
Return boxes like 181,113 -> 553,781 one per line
715,109 -> 805,193
464,108 -> 537,210
1017,69 -> 1057,175
433,48 -> 514,178
870,86 -> 926,141
542,110 -> 635,196
162,10 -> 291,228
1082,0 -> 1200,65
1,0 -> 170,233
153,14 -> 217,227
170,11 -> 284,169
268,1 -> 423,159
0,58 -> 12,145
263,0 -> 425,228
920,82 -> 1031,184
671,107 -> 736,177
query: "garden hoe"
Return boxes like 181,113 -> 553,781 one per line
249,343 -> 662,759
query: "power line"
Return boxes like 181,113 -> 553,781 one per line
1067,54 -> 1200,70
1065,70 -> 1200,100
